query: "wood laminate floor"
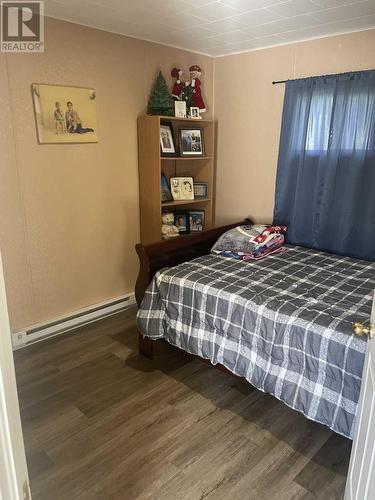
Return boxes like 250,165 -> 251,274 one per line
14,308 -> 351,500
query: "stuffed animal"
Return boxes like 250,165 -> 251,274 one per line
161,212 -> 179,240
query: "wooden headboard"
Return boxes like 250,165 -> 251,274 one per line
135,219 -> 251,307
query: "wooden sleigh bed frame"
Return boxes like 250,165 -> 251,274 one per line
135,219 -> 251,360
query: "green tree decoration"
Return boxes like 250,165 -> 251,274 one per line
147,71 -> 174,116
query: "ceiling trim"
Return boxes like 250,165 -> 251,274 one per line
45,14 -> 374,60
45,15 -> 214,58
214,25 -> 375,58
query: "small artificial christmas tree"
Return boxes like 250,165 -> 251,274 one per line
147,71 -> 174,116
180,84 -> 195,113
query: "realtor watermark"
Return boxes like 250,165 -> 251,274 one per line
1,1 -> 44,52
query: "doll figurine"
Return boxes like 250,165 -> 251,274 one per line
171,67 -> 184,100
189,65 -> 206,113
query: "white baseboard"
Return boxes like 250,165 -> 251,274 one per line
12,293 -> 136,350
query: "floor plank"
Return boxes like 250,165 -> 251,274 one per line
14,308 -> 351,500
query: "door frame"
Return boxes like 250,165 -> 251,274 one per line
345,290 -> 375,499
0,252 -> 30,500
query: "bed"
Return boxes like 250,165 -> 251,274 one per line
135,221 -> 374,439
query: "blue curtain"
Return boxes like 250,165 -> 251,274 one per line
273,70 -> 375,260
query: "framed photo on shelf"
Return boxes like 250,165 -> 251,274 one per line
179,128 -> 205,156
193,181 -> 208,199
161,173 -> 173,202
170,177 -> 194,201
175,101 -> 187,118
189,210 -> 205,232
160,122 -> 176,156
174,211 -> 189,234
189,107 -> 200,119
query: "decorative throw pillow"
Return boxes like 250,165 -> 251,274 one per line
211,224 -> 268,254
211,224 -> 287,260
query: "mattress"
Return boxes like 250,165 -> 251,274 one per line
137,245 -> 375,438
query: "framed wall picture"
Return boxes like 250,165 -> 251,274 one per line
32,83 -> 98,144
179,128 -> 205,156
189,210 -> 205,232
160,122 -> 176,156
170,177 -> 194,201
161,173 -> 173,202
193,181 -> 208,199
174,211 -> 190,234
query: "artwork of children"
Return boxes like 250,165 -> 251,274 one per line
32,84 -> 98,144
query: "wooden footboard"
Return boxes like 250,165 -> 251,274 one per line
135,219 -> 251,359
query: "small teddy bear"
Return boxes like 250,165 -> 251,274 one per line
161,212 -> 179,240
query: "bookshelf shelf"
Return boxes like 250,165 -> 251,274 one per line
161,198 -> 211,208
160,156 -> 212,161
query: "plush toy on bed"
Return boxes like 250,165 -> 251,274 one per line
161,212 -> 180,240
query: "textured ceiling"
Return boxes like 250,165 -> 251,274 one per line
44,0 -> 375,56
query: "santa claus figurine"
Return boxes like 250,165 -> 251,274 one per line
189,65 -> 206,113
171,67 -> 184,100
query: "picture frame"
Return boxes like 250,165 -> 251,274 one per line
170,177 -> 194,201
193,181 -> 209,199
161,173 -> 173,202
160,122 -> 176,156
179,128 -> 205,156
189,210 -> 205,232
189,107 -> 200,119
175,101 -> 187,118
31,83 -> 98,144
174,211 -> 190,234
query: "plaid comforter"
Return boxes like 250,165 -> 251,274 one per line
137,246 -> 375,438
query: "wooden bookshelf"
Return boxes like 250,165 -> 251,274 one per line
137,114 -> 215,244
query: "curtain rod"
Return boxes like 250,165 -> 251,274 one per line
272,69 -> 375,85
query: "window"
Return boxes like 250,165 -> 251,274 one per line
306,88 -> 375,152
306,91 -> 334,151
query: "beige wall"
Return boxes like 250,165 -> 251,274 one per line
2,19 -> 374,332
214,29 -> 375,225
0,17 -> 214,331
